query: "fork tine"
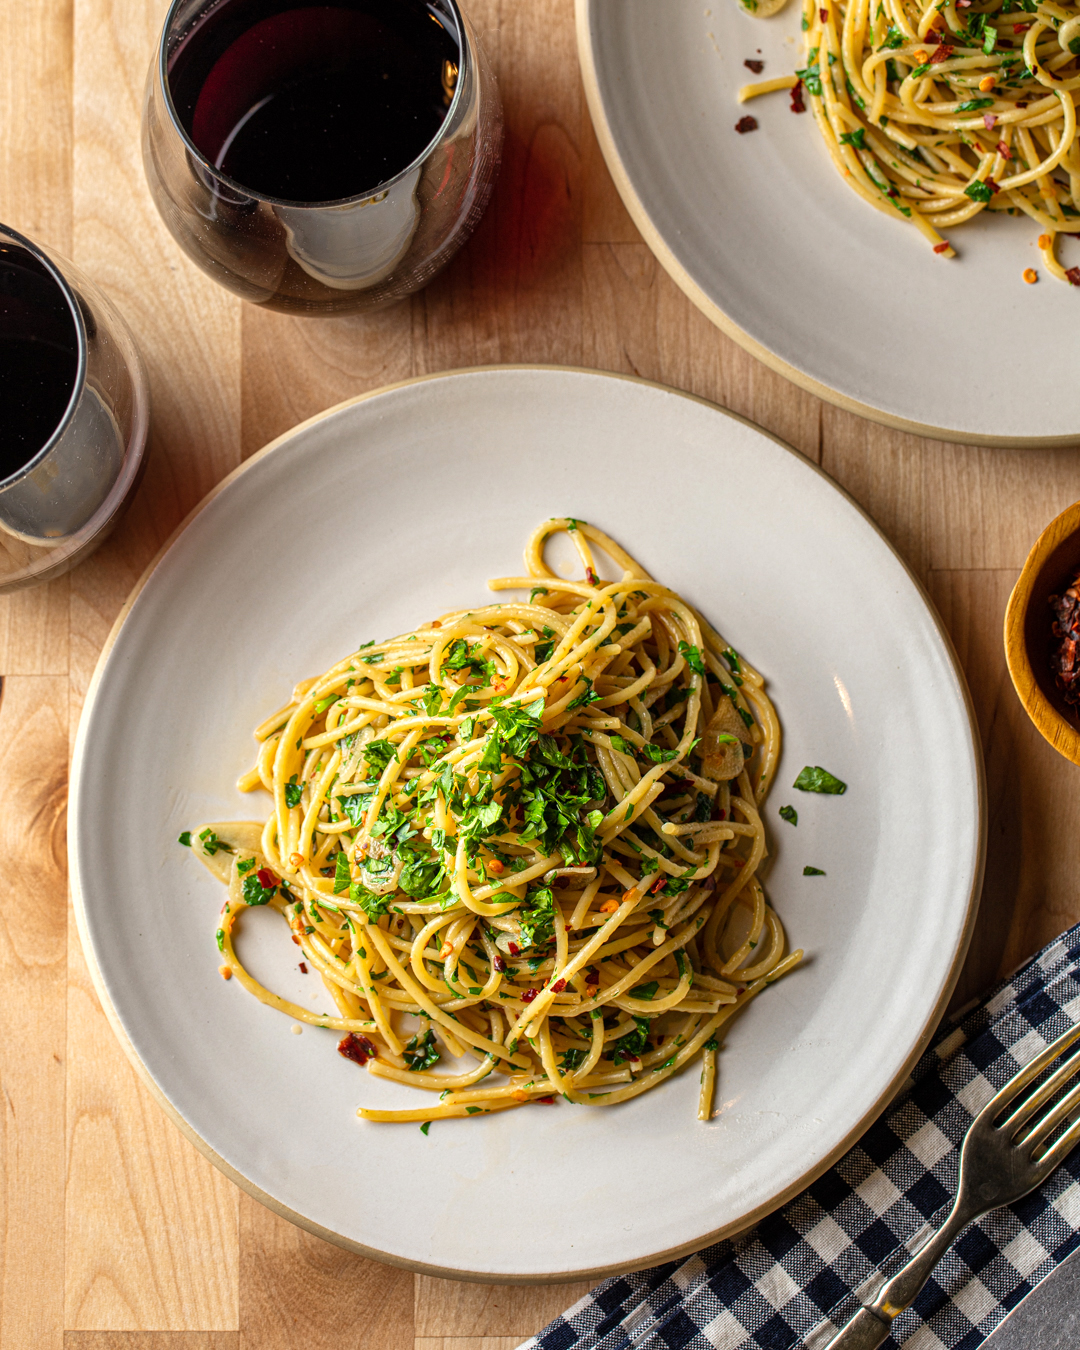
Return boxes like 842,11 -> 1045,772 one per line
1020,1076 -> 1080,1154
1035,1110 -> 1080,1173
975,1021 -> 1080,1127
1001,1038 -> 1080,1136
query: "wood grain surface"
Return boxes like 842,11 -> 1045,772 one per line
1,0 -> 1078,1345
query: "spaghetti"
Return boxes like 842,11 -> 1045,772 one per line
739,0 -> 1080,281
188,520 -> 800,1124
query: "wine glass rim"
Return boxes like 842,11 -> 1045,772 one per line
0,224 -> 89,492
157,0 -> 473,209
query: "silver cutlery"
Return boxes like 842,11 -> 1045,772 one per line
825,1020 -> 1080,1349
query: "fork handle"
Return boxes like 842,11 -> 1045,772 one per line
823,1199 -> 979,1349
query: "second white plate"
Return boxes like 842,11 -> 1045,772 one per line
579,0 -> 1080,445
69,367 -> 983,1280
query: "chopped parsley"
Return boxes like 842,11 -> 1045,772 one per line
779,805 -> 798,825
803,866 -> 826,876
612,1016 -> 651,1065
678,641 -> 706,675
178,831 -> 192,847
285,775 -> 303,809
404,1029 -> 441,1072
242,872 -> 277,906
793,765 -> 847,794
198,828 -> 232,856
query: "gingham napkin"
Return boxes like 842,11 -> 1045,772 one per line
520,922 -> 1080,1350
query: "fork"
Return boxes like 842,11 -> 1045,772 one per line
824,1019 -> 1080,1349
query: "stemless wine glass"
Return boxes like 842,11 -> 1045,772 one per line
0,225 -> 150,593
142,0 -> 502,316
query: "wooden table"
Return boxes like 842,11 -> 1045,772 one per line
2,1 -> 1079,1346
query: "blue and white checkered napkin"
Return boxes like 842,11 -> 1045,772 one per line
521,922 -> 1080,1350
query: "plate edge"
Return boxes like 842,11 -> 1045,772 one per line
67,363 -> 989,1282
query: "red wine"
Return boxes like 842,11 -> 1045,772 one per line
0,243 -> 79,482
168,0 -> 461,203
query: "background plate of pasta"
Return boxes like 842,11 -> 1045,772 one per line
578,0 -> 1080,446
69,367 -> 984,1281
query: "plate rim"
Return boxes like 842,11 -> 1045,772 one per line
68,363 -> 987,1283
575,0 -> 1073,450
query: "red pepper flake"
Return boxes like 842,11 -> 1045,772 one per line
735,116 -> 758,134
986,178 -> 1000,194
521,988 -> 539,1003
983,113 -> 997,130
256,867 -> 279,889
819,7 -> 828,18
929,43 -> 954,63
1013,21 -> 1031,32
551,979 -> 567,994
717,808 -> 728,820
586,567 -> 598,585
291,934 -> 301,945
338,1033 -> 377,1066
651,876 -> 667,894
493,954 -> 506,973
996,140 -> 1012,159
744,58 -> 764,72
924,29 -> 942,45
933,241 -> 950,254
535,1095 -> 557,1104
585,967 -> 600,985
790,80 -> 806,113
298,961 -> 308,973
508,942 -> 520,956
1066,267 -> 1080,287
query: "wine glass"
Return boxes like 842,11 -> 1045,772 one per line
0,224 -> 150,593
141,0 -> 503,316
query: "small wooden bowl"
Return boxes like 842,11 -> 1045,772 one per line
1005,499 -> 1080,765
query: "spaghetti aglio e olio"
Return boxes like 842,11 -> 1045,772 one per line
740,0 -> 1080,282
187,520 -> 800,1125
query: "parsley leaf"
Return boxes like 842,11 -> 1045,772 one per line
612,1016 -> 651,1064
803,865 -> 826,876
639,742 -> 680,763
404,1029 -> 441,1072
479,731 -> 504,774
333,851 -> 351,894
489,695 -> 546,756
793,765 -> 847,794
779,805 -> 798,825
363,739 -> 397,776
285,775 -> 303,809
178,831 -> 192,847
518,886 -> 556,949
198,828 -> 232,856
840,128 -> 866,149
678,641 -> 706,675
242,872 -> 277,906
349,883 -> 389,921
964,180 -> 994,202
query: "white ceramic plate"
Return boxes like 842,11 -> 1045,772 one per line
578,0 -> 1080,446
70,367 -> 984,1281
